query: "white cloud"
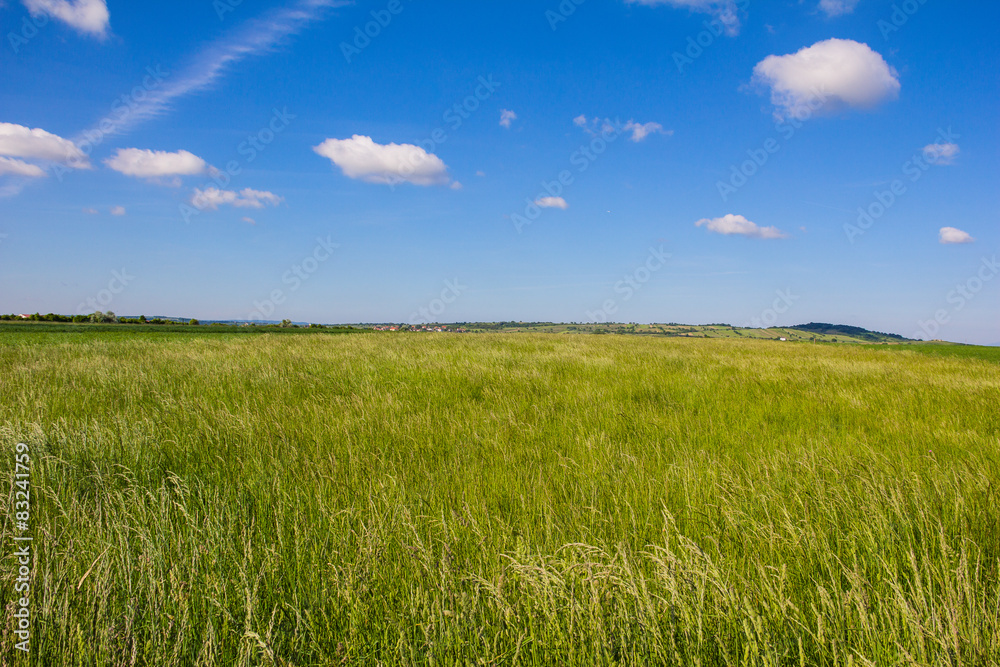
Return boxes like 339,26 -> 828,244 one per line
536,196 -> 569,210
818,0 -> 859,17
939,227 -> 974,245
695,214 -> 788,239
752,39 -> 900,120
22,0 -> 109,38
104,148 -> 208,181
923,143 -> 960,166
0,122 -> 89,167
575,116 -> 671,142
191,187 -> 283,211
627,0 -> 742,36
242,217 -> 257,225
623,120 -> 671,142
574,116 -> 613,136
500,109 -> 518,129
110,206 -> 125,216
313,135 -> 452,187
0,156 -> 46,178
83,207 -> 98,214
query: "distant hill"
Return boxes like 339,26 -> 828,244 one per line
4,316 -> 917,344
788,323 -> 909,342
434,322 -> 914,344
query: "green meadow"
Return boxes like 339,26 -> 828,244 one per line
1,326 -> 998,665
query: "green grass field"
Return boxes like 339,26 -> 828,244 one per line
1,327 -> 998,665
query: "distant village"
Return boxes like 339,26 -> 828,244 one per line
372,324 -> 468,333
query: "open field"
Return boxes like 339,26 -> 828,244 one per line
1,328 -> 998,665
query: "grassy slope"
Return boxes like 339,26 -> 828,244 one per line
1,331 -> 997,665
464,323 -> 905,344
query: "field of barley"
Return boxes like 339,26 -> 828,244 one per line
1,326 -> 998,666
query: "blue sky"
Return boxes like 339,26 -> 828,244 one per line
1,0 -> 997,343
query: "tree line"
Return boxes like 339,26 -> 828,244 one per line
1,312 -> 200,325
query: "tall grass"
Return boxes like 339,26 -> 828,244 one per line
1,331 -> 998,665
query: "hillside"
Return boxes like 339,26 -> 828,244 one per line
453,322 -> 912,344
0,318 -> 916,344
788,323 -> 909,342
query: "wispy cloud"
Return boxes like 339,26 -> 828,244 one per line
575,115 -> 671,142
623,120 -> 671,142
818,0 -> 860,17
627,0 -> 743,37
191,187 -> 283,211
499,109 -> 517,129
923,143 -> 960,166
83,0 -> 346,137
